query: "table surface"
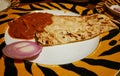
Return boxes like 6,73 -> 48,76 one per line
10,0 -> 102,9
1,0 -> 120,76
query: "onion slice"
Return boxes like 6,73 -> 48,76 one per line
2,41 -> 43,59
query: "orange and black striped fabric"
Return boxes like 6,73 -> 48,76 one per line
0,2 -> 120,76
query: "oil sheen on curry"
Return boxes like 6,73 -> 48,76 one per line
8,13 -> 53,39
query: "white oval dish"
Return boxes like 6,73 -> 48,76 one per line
5,10 -> 100,65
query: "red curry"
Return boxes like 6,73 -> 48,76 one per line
8,13 -> 53,39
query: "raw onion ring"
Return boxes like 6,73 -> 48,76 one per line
2,41 -> 43,59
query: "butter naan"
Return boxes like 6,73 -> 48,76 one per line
35,13 -> 118,46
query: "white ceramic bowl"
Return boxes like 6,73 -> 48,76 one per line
5,10 -> 100,65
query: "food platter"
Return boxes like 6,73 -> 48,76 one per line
5,10 -> 100,65
0,2 -> 120,76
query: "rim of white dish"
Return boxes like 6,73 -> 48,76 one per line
0,0 -> 11,12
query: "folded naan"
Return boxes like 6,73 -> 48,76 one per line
35,14 -> 118,46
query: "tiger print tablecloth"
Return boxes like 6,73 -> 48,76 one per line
0,2 -> 120,76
